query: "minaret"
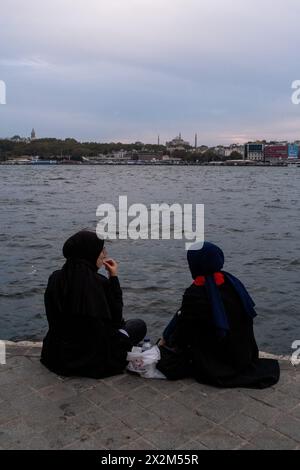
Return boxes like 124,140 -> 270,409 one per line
179,132 -> 182,140
195,133 -> 198,149
158,135 -> 160,146
31,128 -> 36,140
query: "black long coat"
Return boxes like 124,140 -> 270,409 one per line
41,271 -> 131,378
158,278 -> 280,389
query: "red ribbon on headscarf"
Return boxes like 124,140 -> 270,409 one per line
193,272 -> 225,287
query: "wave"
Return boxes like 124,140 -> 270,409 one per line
0,287 -> 44,299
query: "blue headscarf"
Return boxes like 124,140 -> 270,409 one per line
187,242 -> 256,336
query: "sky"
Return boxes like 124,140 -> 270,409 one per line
1,0 -> 300,145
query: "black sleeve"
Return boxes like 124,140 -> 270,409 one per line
168,288 -> 208,348
102,276 -> 124,329
44,271 -> 63,323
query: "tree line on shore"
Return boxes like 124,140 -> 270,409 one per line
0,138 -> 242,162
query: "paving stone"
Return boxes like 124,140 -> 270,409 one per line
13,434 -> 52,450
284,362 -> 298,371
28,358 -> 53,375
0,367 -> 29,386
291,404 -> 300,419
0,418 -> 35,448
0,401 -> 20,425
243,398 -> 281,425
120,437 -> 156,450
222,412 -> 265,439
239,442 -> 261,450
0,381 -> 33,402
277,380 -> 300,400
216,389 -> 254,408
126,385 -> 167,408
176,440 -> 208,450
148,379 -> 188,397
63,436 -> 107,450
26,370 -> 61,390
61,376 -> 97,393
147,397 -> 215,437
120,406 -> 165,432
196,394 -> 249,424
4,355 -> 35,370
6,348 -> 34,358
73,406 -> 120,434
248,429 -> 298,450
172,386 -> 210,410
41,419 -> 88,449
84,381 -> 123,406
245,389 -> 299,411
103,373 -> 125,385
188,380 -> 227,397
103,395 -> 146,419
272,414 -> 300,442
37,382 -> 78,402
110,374 -> 149,394
10,393 -> 65,432
197,426 -> 246,450
141,424 -> 191,450
10,389 -> 52,413
56,394 -> 94,418
93,423 -> 140,450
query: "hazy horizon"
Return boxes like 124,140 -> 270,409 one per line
1,0 -> 300,145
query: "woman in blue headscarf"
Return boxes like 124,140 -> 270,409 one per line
157,242 -> 280,389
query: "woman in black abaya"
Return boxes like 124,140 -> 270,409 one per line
41,230 -> 147,378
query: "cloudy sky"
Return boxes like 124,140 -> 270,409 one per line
1,0 -> 300,145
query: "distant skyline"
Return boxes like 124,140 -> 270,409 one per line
1,0 -> 300,145
3,130 -> 299,147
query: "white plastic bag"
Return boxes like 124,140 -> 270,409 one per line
126,345 -> 166,379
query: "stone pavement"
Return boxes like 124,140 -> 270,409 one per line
0,343 -> 299,450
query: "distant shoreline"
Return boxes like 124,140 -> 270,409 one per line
1,161 -> 298,168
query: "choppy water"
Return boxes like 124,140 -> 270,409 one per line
0,165 -> 299,355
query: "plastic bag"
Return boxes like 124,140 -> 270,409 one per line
126,345 -> 166,379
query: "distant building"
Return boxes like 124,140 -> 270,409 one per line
264,145 -> 288,164
31,128 -> 36,140
111,150 -> 128,160
135,152 -> 160,162
85,154 -> 107,161
166,133 -> 190,150
214,146 -> 225,156
288,144 -> 299,159
245,143 -> 265,161
222,145 -> 245,158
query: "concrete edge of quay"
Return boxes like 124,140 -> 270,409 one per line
2,340 -> 293,362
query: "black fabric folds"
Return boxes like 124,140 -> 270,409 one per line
157,278 -> 280,389
41,231 -> 131,378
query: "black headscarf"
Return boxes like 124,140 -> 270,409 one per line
63,230 -> 104,268
60,230 -> 106,317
